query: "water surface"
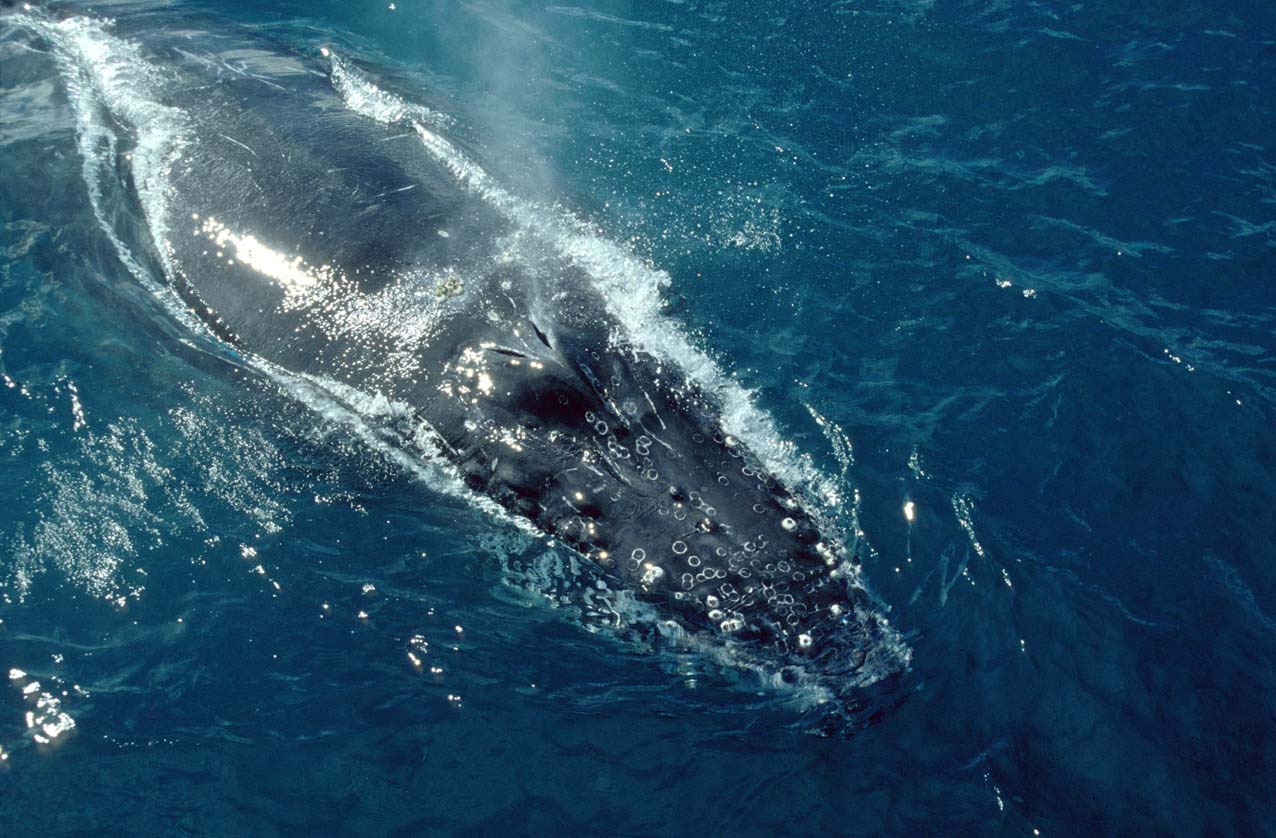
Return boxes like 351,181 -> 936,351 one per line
2,0 -> 1274,833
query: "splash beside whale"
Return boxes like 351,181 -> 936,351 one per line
10,6 -> 908,724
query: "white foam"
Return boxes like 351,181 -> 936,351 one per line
15,13 -> 212,342
8,670 -> 77,745
328,53 -> 451,129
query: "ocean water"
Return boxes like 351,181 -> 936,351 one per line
2,0 -> 1274,834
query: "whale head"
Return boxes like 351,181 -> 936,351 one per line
431,311 -> 901,717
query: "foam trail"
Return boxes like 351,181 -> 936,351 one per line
14,13 -> 210,341
328,54 -> 844,513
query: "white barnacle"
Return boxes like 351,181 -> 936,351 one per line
797,633 -> 813,650
705,595 -> 720,608
640,563 -> 665,586
815,542 -> 836,566
781,517 -> 797,532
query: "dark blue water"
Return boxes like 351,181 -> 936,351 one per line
2,0 -> 1274,834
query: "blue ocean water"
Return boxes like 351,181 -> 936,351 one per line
2,0 -> 1274,833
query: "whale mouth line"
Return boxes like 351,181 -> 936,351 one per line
529,320 -> 553,350
487,346 -> 530,360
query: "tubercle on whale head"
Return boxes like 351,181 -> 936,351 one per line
432,317 -> 879,676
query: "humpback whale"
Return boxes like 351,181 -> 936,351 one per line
11,6 -> 907,722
